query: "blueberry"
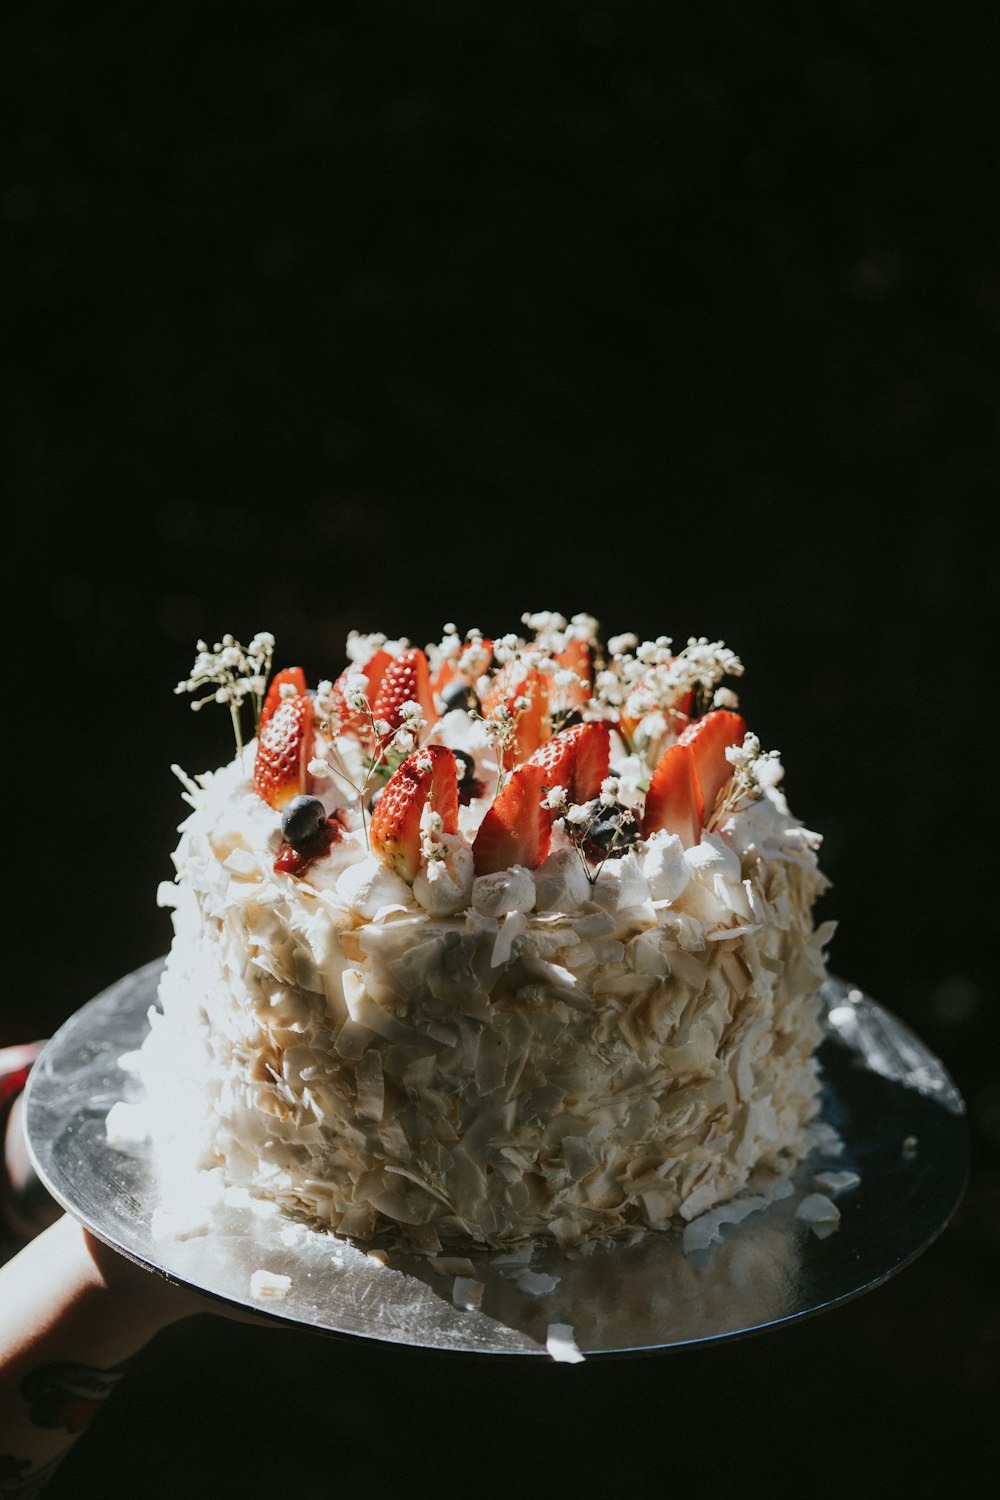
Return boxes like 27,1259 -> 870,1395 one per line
440,680 -> 477,713
585,804 -> 641,858
280,795 -> 327,845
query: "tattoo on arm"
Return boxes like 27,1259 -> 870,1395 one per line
0,1357 -> 130,1496
20,1359 -> 130,1433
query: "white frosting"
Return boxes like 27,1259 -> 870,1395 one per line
138,726 -> 832,1253
336,856 -> 413,919
412,838 -> 474,915
471,865 -> 537,918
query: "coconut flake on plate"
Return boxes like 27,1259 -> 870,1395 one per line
795,1192 -> 842,1236
546,1323 -> 586,1363
250,1268 -> 292,1298
452,1277 -> 484,1311
813,1169 -> 861,1196
512,1269 -> 561,1297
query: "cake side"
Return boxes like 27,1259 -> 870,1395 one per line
140,619 -> 833,1253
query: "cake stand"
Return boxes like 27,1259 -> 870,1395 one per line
23,959 -> 968,1358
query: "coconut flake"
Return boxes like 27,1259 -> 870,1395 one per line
512,1269 -> 561,1297
813,1169 -> 861,1197
795,1193 -> 841,1235
429,1257 -> 477,1278
546,1323 -> 585,1363
452,1277 -> 485,1311
105,1101 -> 150,1154
681,1193 -> 769,1254
492,909 -> 528,966
250,1268 -> 292,1298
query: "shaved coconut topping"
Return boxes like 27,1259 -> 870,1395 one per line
130,617 -> 835,1256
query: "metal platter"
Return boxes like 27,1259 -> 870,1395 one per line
24,958 -> 968,1357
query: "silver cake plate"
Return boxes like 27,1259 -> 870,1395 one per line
24,959 -> 968,1358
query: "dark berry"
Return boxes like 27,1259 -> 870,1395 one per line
280,795 -> 327,845
440,679 -> 477,713
584,804 -> 641,859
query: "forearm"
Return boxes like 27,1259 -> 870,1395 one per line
0,1214 -> 198,1495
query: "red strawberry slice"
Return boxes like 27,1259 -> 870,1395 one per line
570,720 -> 611,801
328,649 -> 394,738
369,648 -> 438,743
641,741 -> 704,848
254,694 -> 315,810
527,720 -> 610,802
370,744 -> 459,880
260,666 -> 307,730
553,638 -> 593,707
472,763 -> 553,876
481,663 -> 551,767
679,709 -> 747,818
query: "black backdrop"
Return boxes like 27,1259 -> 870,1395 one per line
4,3 -> 998,1495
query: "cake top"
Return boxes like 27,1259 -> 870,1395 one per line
172,614 -> 794,907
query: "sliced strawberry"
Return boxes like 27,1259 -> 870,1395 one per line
481,663 -> 551,767
260,667 -> 307,730
254,695 -> 315,810
370,744 -> 458,881
553,638 -> 593,707
641,741 -> 704,848
328,649 -> 394,737
618,678 -> 694,748
679,709 -> 747,817
370,648 -> 438,743
570,721 -> 611,801
472,763 -> 553,876
527,720 -> 610,803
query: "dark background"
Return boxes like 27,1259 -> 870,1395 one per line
3,2 -> 997,1495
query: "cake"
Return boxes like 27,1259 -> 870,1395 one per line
138,615 -> 835,1254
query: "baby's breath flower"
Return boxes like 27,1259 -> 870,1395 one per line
541,784 -> 568,811
398,699 -> 424,724
713,686 -> 740,709
712,732 -> 781,825
308,757 -> 332,779
394,730 -> 416,755
608,632 -> 638,657
342,672 -> 370,712
599,776 -> 619,807
174,630 -> 277,755
565,801 -> 595,827
372,718 -> 392,739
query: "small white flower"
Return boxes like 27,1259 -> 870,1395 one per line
713,686 -> 740,709
565,801 -> 595,827
394,730 -> 416,755
308,758 -> 331,779
373,718 -> 392,739
541,784 -> 568,810
599,776 -> 619,807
